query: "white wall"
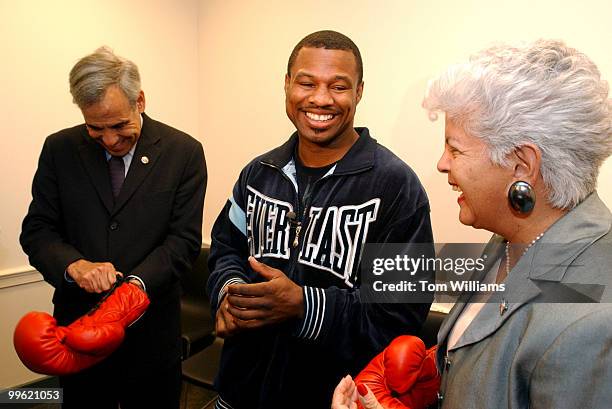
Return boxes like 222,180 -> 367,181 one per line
0,274 -> 53,387
198,0 -> 612,244
0,0 -> 200,387
0,0 -> 200,272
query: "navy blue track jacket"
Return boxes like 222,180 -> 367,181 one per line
208,128 -> 434,408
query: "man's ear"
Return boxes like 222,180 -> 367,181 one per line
137,90 -> 146,113
512,142 -> 541,183
356,81 -> 364,104
284,74 -> 290,95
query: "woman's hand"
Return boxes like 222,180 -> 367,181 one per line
332,375 -> 358,409
332,376 -> 384,409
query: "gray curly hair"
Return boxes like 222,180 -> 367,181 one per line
69,46 -> 141,109
423,39 -> 612,210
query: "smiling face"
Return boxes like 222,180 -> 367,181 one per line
437,118 -> 512,230
82,85 -> 145,157
284,47 -> 363,148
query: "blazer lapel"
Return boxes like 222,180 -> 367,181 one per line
77,128 -> 114,213
112,114 -> 161,215
449,192 -> 612,351
436,237 -> 505,363
450,263 -> 541,350
529,192 -> 611,282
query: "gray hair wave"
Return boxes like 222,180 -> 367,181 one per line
69,46 -> 141,109
423,39 -> 612,209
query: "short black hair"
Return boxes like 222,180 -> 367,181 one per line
287,30 -> 363,83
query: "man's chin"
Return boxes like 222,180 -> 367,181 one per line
299,128 -> 337,146
104,142 -> 136,157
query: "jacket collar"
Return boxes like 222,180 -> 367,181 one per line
527,191 -> 611,280
260,127 -> 377,175
438,192 -> 611,353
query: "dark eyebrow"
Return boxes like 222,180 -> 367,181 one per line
295,72 -> 353,86
334,75 -> 351,82
295,72 -> 315,79
86,123 -> 102,130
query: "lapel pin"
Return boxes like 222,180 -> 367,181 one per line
499,299 -> 508,316
141,156 -> 149,164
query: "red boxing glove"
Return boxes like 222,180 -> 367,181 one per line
355,335 -> 440,409
14,281 -> 149,376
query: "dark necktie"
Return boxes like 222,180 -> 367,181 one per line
109,156 -> 125,198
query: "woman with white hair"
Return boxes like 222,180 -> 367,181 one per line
332,39 -> 612,409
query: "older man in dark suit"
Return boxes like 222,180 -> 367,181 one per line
20,46 -> 206,409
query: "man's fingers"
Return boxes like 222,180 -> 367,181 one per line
227,282 -> 271,297
248,256 -> 282,280
216,307 -> 231,337
101,262 -> 116,273
216,315 -> 227,338
92,269 -> 109,292
80,279 -> 94,293
227,294 -> 270,309
72,260 -> 119,293
227,304 -> 269,321
232,317 -> 265,330
101,270 -> 116,291
216,298 -> 241,338
90,271 -> 103,293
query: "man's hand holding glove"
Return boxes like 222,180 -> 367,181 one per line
13,277 -> 149,376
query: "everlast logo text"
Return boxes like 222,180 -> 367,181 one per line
246,186 -> 293,259
246,186 -> 380,286
299,199 -> 379,287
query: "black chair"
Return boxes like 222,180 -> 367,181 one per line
182,337 -> 224,390
419,309 -> 447,348
180,245 -> 216,359
180,245 -> 224,408
182,338 -> 222,408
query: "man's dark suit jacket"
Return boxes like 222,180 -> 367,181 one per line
20,113 -> 207,377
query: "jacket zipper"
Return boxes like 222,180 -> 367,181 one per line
260,161 -> 330,274
292,174 -> 327,248
259,162 -> 302,277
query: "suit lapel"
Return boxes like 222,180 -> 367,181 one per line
437,238 -> 504,342
77,127 -> 114,213
112,114 -> 161,215
447,192 -> 612,351
528,192 -> 611,281
436,237 -> 505,365
449,261 -> 541,350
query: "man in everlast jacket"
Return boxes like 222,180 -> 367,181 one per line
208,30 -> 432,409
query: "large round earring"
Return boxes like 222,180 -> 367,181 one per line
508,181 -> 535,214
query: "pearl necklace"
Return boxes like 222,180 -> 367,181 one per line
505,232 -> 545,277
